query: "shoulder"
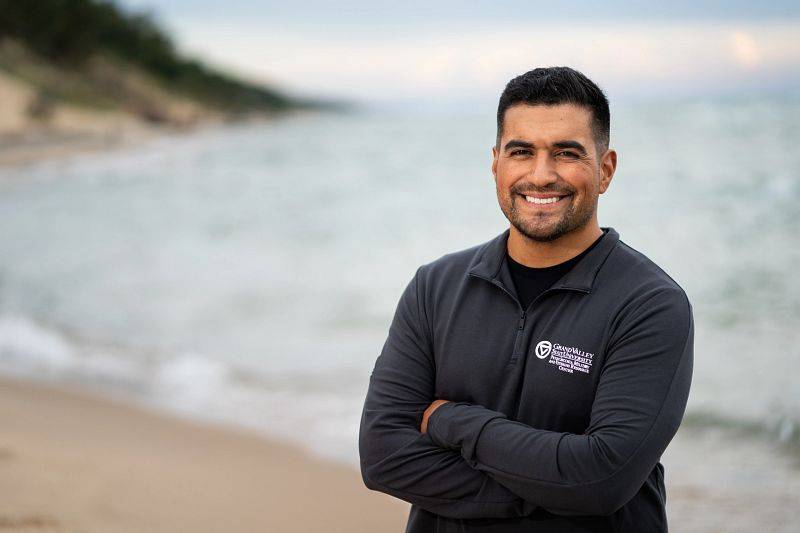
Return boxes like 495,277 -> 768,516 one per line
602,237 -> 693,330
414,233 -> 497,287
607,238 -> 689,296
397,236 -> 496,334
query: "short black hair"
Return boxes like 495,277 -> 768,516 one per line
496,66 -> 610,155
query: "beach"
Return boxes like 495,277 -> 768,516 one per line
0,376 -> 408,533
2,375 -> 798,533
3,4 -> 799,531
1,101 -> 799,532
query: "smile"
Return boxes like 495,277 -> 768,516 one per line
522,195 -> 570,205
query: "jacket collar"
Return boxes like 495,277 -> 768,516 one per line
467,226 -> 620,295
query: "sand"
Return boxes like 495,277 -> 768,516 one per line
2,375 -> 798,532
0,65 -> 234,168
0,376 -> 409,533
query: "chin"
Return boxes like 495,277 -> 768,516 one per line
520,230 -> 566,243
515,210 -> 595,241
513,222 -> 568,243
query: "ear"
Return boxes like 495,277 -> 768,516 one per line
491,145 -> 499,182
598,148 -> 617,194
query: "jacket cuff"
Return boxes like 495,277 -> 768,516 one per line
427,401 -> 508,467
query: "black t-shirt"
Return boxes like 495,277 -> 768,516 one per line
506,228 -> 608,311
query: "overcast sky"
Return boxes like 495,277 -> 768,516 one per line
118,1 -> 800,107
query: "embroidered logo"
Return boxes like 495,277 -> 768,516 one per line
534,340 -> 552,359
535,340 -> 595,374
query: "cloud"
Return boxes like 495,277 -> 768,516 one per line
172,20 -> 800,102
731,30 -> 761,69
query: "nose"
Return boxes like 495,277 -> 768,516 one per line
529,152 -> 558,187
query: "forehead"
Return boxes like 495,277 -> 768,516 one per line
500,103 -> 593,144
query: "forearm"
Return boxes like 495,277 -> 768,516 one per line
360,410 -> 536,519
425,402 -> 612,515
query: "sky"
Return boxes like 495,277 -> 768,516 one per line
118,1 -> 800,107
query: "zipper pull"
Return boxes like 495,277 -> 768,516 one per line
518,312 -> 526,330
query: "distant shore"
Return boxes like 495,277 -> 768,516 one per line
0,375 -> 408,533
1,65 -> 192,167
0,108 -> 308,168
0,55 -> 318,168
0,122 -> 153,167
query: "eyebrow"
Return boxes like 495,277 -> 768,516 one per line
553,140 -> 588,156
503,139 -> 588,156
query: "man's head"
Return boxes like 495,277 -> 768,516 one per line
492,67 -> 617,243
496,66 -> 610,154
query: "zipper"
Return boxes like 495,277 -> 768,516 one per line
468,272 -> 590,366
509,310 -> 527,365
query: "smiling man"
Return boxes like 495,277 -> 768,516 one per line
359,67 -> 694,532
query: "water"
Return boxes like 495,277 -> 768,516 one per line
1,98 -> 799,468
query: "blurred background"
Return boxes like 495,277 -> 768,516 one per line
1,1 -> 798,531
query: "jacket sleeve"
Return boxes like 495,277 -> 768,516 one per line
425,287 -> 694,517
358,266 -> 537,519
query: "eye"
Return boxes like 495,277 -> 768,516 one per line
510,149 -> 531,157
555,150 -> 580,159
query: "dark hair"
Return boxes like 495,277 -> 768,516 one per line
496,66 -> 610,155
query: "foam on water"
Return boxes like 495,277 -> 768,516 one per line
0,315 -> 75,373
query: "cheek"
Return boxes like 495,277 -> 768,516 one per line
559,163 -> 589,179
559,166 -> 597,194
496,163 -> 527,189
493,174 -> 514,194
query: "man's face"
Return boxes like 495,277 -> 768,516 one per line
492,103 -> 616,242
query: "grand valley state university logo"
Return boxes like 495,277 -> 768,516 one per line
535,340 -> 552,359
535,340 -> 595,375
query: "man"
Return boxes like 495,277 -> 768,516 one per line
359,66 -> 693,532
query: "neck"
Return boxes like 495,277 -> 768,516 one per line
507,221 -> 603,268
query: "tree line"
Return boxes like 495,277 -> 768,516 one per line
0,0 -> 316,112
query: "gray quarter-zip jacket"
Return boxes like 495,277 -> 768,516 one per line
359,227 -> 694,532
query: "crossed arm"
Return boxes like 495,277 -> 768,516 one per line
358,270 -> 535,519
358,267 -> 694,518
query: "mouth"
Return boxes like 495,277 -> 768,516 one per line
517,193 -> 572,208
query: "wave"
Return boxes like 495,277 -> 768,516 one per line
1,313 -> 798,467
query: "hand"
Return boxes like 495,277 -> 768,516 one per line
420,399 -> 450,434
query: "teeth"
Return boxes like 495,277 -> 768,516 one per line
524,195 -> 562,204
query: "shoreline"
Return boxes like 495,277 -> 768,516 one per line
0,375 -> 408,533
0,108 -> 331,169
1,374 -> 798,531
0,125 -> 156,168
